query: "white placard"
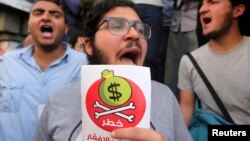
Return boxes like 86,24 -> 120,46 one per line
80,65 -> 151,141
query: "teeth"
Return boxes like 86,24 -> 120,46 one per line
42,25 -> 50,29
41,25 -> 52,33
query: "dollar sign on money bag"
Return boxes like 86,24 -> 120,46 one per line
99,69 -> 132,106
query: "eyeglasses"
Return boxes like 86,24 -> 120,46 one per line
96,17 -> 152,39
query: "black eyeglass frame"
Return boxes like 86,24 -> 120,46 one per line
96,17 -> 152,39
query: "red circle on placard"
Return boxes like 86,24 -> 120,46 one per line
85,78 -> 146,132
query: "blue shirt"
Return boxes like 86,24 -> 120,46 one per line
0,43 -> 88,141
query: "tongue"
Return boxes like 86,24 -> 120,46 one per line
120,57 -> 134,65
42,32 -> 52,38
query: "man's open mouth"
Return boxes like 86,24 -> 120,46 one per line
120,48 -> 140,65
40,25 -> 53,37
202,16 -> 212,25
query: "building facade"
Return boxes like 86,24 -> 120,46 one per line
0,0 -> 33,55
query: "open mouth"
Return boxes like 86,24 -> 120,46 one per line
120,48 -> 140,65
202,17 -> 212,25
40,25 -> 53,37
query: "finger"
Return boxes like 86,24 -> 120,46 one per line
111,127 -> 165,141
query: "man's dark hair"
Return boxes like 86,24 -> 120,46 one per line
78,0 -> 139,64
35,0 -> 62,6
79,0 -> 138,40
230,0 -> 250,36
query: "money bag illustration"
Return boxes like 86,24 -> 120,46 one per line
99,69 -> 132,106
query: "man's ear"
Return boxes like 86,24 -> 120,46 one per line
64,24 -> 69,35
83,37 -> 93,56
233,4 -> 245,18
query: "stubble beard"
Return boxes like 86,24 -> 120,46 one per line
88,42 -> 107,65
34,37 -> 60,53
204,11 -> 233,40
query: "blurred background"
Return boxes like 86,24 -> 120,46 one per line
0,0 -> 34,54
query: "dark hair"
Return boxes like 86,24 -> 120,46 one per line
230,0 -> 250,36
69,31 -> 84,48
79,0 -> 138,39
230,0 -> 247,6
35,0 -> 62,6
